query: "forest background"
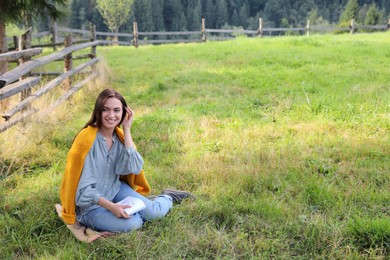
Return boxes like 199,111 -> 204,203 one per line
30,0 -> 390,35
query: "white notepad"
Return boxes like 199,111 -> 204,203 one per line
116,196 -> 146,215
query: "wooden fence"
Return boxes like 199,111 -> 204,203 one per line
1,18 -> 389,132
5,18 -> 390,50
0,26 -> 101,133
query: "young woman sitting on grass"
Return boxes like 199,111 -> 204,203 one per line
56,88 -> 194,242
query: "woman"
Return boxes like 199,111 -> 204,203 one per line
59,88 -> 193,235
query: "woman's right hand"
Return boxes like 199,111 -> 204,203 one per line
98,197 -> 131,218
109,203 -> 132,218
122,107 -> 134,131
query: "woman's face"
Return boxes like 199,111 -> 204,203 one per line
101,97 -> 123,131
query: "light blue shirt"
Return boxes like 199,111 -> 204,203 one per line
75,132 -> 144,216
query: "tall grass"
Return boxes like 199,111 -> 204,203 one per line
1,32 -> 389,259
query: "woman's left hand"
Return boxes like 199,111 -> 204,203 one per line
122,107 -> 134,130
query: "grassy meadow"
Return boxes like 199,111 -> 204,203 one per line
0,32 -> 389,259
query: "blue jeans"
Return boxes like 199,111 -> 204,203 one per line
78,182 -> 173,232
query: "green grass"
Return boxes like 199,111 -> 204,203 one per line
1,32 -> 389,259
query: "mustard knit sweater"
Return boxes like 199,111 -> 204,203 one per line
59,125 -> 151,225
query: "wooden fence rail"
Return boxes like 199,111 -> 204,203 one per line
1,18 -> 389,132
6,18 -> 389,50
0,25 -> 102,133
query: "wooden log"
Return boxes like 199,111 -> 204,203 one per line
32,39 -> 89,48
73,54 -> 93,60
138,31 -> 200,36
30,72 -> 62,76
355,25 -> 387,30
96,31 -> 133,37
0,77 -> 41,101
48,72 -> 98,111
99,40 -> 130,46
133,22 -> 138,48
31,71 -> 92,77
257,17 -> 263,37
0,108 -> 38,133
13,36 -> 18,50
57,27 -> 89,35
306,19 -> 310,36
140,39 -> 202,44
31,42 -> 65,48
201,18 -> 206,42
206,29 -> 257,34
3,58 -> 100,120
0,48 -> 43,62
90,23 -> 96,59
0,20 -> 8,75
19,28 -> 32,104
0,40 -> 102,88
262,27 -> 306,32
64,35 -> 73,89
32,31 -> 50,38
51,21 -> 57,51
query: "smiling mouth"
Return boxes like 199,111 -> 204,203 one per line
105,118 -> 118,124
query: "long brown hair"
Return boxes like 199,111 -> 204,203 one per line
83,88 -> 128,129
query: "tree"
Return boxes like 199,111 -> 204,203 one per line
264,0 -> 288,27
339,0 -> 359,23
216,0 -> 229,28
152,0 -> 165,33
134,0 -> 154,32
163,0 -> 186,32
358,4 -> 369,24
307,8 -> 330,26
68,0 -> 107,31
238,3 -> 249,27
96,0 -> 135,43
364,4 -> 381,25
205,0 -> 217,28
193,0 -> 203,30
0,0 -> 67,74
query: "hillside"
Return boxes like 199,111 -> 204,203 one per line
0,32 -> 389,259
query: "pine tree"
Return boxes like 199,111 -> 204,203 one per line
134,0 -> 154,32
364,4 -> 380,25
231,9 -> 239,26
216,0 -> 228,28
69,0 -> 81,28
205,0 -> 216,28
193,0 -> 203,30
339,0 -> 359,23
238,3 -> 249,27
152,0 -> 165,32
264,0 -> 287,27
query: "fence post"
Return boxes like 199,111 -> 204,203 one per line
90,23 -> 97,72
350,19 -> 355,34
90,23 -> 96,58
201,18 -> 207,42
306,19 -> 310,36
388,18 -> 390,30
133,22 -> 138,48
64,35 -> 73,89
19,28 -> 32,104
257,17 -> 263,37
0,21 -> 7,76
13,36 -> 18,50
50,20 -> 57,51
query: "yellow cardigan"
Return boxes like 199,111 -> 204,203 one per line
59,125 -> 151,225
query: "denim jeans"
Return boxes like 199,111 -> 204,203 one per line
78,182 -> 173,232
